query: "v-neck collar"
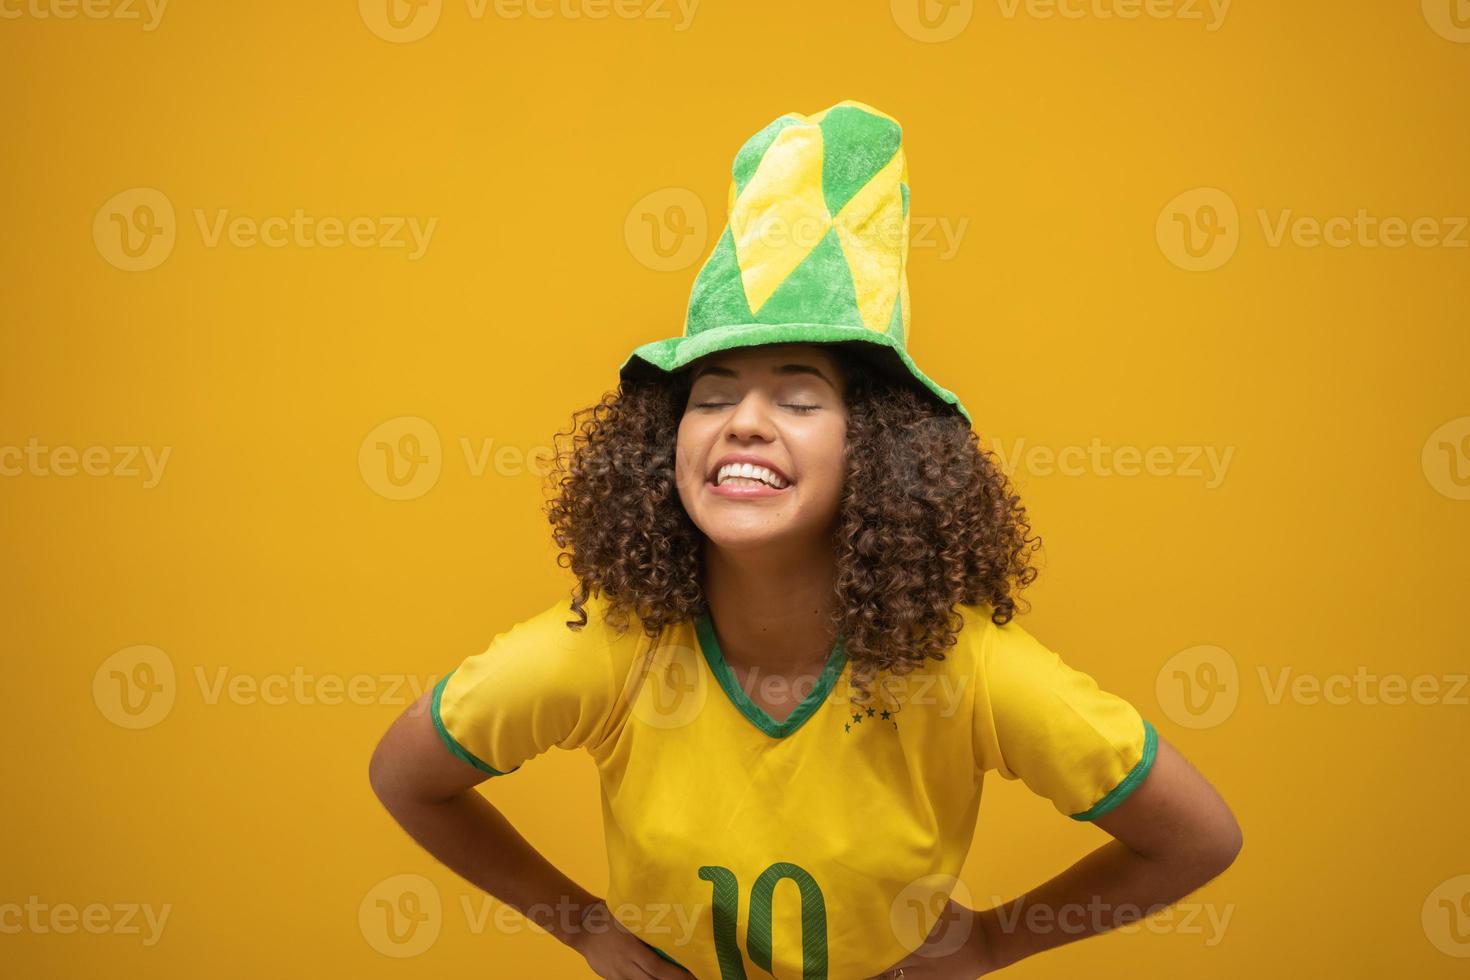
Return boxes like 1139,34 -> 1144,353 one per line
693,609 -> 848,739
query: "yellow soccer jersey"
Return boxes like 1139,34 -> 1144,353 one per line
432,594 -> 1158,978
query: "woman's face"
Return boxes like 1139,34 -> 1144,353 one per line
675,343 -> 849,554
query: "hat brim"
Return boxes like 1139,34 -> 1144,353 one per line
618,322 -> 971,424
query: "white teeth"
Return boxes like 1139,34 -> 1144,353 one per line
715,463 -> 788,489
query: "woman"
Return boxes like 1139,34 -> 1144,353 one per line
369,101 -> 1241,979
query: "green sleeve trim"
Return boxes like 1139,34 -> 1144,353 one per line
1070,718 -> 1158,821
430,671 -> 516,777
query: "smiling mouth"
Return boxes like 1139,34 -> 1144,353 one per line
709,462 -> 792,490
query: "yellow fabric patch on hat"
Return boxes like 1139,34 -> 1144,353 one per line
728,123 -> 832,314
833,149 -> 906,332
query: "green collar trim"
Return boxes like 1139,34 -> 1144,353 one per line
693,609 -> 848,739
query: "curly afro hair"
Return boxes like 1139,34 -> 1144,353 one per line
542,343 -> 1042,711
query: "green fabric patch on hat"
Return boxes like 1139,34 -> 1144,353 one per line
753,226 -> 860,327
819,105 -> 901,217
886,290 -> 905,347
733,114 -> 802,198
685,226 -> 754,334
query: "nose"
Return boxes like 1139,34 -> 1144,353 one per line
723,390 -> 778,442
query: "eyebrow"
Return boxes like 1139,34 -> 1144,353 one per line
690,363 -> 838,391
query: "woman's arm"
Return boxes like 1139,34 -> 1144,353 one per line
974,732 -> 1242,970
869,733 -> 1241,978
368,689 -> 692,979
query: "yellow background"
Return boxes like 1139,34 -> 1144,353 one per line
3,1 -> 1468,976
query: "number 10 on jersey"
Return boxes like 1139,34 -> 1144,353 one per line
698,862 -> 828,980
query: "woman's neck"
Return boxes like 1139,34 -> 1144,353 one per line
701,541 -> 840,676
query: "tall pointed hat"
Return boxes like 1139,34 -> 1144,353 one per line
619,99 -> 970,423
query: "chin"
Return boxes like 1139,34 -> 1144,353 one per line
700,522 -> 792,550
701,517 -> 826,554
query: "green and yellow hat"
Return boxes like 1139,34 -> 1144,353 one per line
619,99 -> 971,424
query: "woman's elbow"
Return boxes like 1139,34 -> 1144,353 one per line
1202,807 -> 1243,876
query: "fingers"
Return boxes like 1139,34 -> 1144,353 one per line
630,951 -> 695,980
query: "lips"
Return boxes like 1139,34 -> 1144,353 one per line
707,476 -> 790,498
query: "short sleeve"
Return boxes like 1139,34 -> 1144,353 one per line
431,596 -> 631,777
973,616 -> 1159,820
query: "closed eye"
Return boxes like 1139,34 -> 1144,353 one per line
691,401 -> 821,413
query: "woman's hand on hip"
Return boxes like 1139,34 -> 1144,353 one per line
862,897 -> 1003,980
570,898 -> 695,980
